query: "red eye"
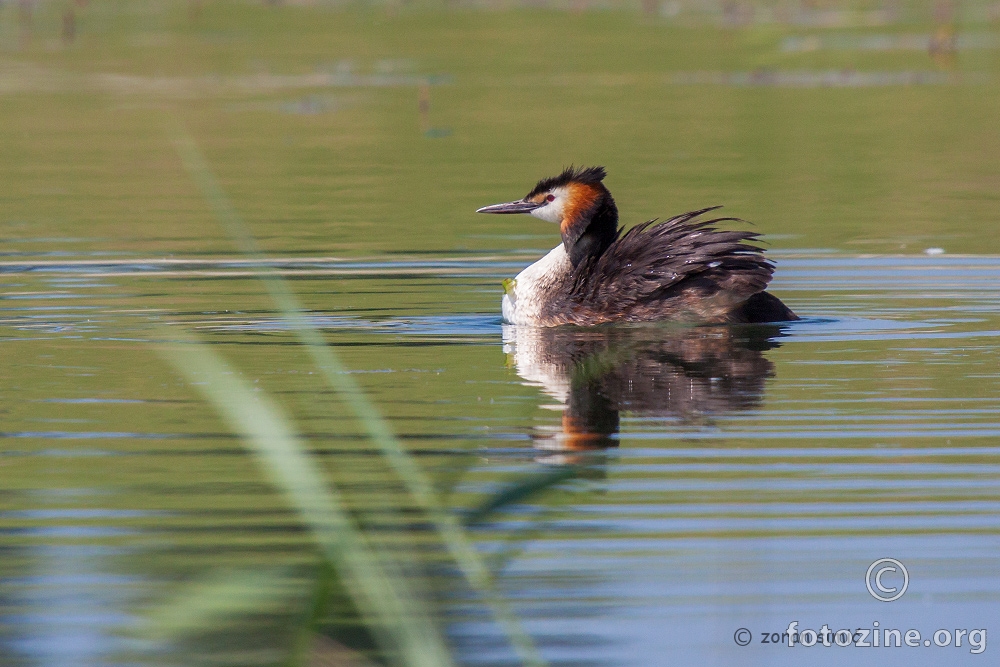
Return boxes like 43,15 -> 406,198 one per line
545,194 -> 555,202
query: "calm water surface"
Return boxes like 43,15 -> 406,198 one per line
2,2 -> 1000,666
3,252 -> 999,666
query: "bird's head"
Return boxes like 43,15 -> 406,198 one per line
477,166 -> 619,265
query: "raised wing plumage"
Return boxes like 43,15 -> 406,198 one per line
554,208 -> 778,324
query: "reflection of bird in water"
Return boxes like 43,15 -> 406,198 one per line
478,166 -> 796,326
928,24 -> 958,68
504,324 -> 784,453
929,0 -> 958,68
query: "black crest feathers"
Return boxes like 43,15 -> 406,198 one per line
527,165 -> 607,199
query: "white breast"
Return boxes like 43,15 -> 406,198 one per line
502,244 -> 572,325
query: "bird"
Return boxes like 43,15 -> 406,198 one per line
476,166 -> 797,326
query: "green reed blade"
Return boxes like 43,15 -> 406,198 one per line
140,567 -> 299,642
170,119 -> 547,667
158,337 -> 455,667
464,465 -> 582,527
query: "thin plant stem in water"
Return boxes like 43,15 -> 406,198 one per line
169,118 -> 546,667
157,335 -> 454,667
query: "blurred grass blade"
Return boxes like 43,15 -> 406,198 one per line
158,336 -> 454,667
170,119 -> 546,667
141,568 -> 298,642
464,466 -> 582,527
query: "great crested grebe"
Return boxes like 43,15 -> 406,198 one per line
477,166 -> 797,326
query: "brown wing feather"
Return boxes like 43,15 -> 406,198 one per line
555,208 -> 776,324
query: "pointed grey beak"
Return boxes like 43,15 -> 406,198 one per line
476,199 -> 542,214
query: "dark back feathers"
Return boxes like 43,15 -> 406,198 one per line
550,208 -> 776,324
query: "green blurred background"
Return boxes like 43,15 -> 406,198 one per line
3,3 -> 1000,665
2,0 -> 998,261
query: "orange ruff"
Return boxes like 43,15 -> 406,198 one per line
560,182 -> 602,237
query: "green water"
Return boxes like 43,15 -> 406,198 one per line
2,1 -> 999,665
